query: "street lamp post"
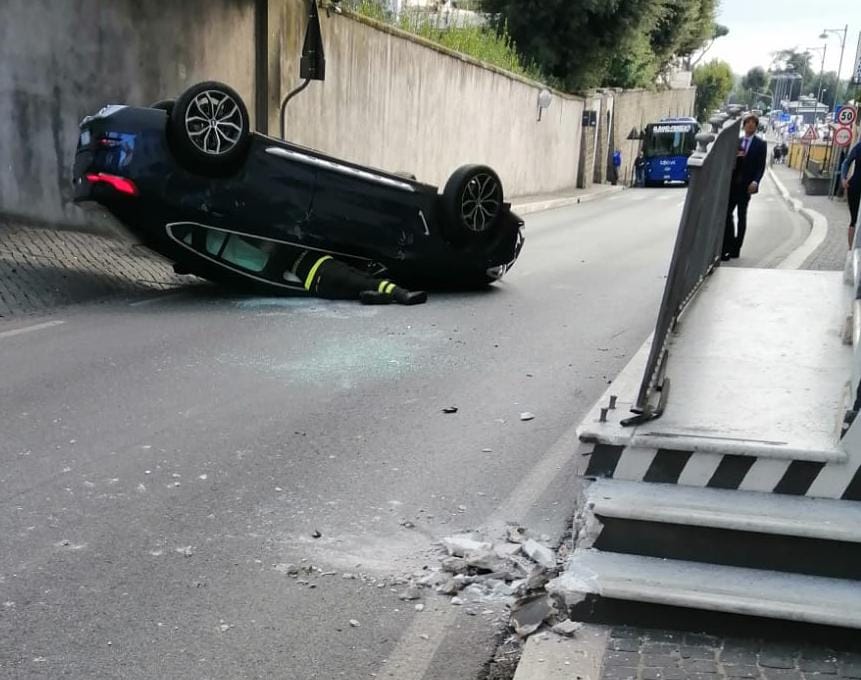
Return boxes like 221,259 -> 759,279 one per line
820,25 -> 849,110
806,45 -> 827,117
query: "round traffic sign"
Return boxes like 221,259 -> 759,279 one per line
837,106 -> 857,126
835,125 -> 853,148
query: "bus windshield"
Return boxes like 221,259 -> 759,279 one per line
643,123 -> 697,158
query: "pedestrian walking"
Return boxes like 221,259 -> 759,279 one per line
842,138 -> 861,249
611,149 -> 622,186
634,151 -> 646,187
722,112 -> 767,261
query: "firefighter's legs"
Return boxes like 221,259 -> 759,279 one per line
292,252 -> 427,305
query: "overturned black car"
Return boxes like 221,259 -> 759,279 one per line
73,81 -> 524,296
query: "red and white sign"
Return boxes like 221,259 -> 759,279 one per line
835,125 -> 854,148
837,106 -> 858,127
801,125 -> 818,142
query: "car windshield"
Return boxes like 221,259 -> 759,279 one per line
643,124 -> 697,157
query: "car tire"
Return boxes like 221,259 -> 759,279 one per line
441,164 -> 504,242
169,81 -> 250,175
151,99 -> 175,115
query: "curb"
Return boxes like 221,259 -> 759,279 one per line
513,625 -> 610,680
768,167 -> 829,271
512,186 -> 625,216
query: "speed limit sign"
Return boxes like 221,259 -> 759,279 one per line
837,106 -> 858,126
835,125 -> 853,147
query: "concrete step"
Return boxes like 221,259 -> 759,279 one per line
586,478 -> 861,542
580,479 -> 861,579
550,550 -> 861,629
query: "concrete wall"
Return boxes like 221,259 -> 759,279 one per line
269,4 -> 585,198
611,88 -> 697,186
0,0 -> 255,229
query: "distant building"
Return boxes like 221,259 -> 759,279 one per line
787,96 -> 830,124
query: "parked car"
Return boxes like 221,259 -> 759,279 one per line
73,81 -> 524,293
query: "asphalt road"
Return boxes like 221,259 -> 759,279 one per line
0,181 -> 807,680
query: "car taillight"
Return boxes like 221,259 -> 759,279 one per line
85,172 -> 139,196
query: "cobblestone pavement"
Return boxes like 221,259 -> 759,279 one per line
769,164 -> 851,271
601,626 -> 861,680
0,222 -> 189,318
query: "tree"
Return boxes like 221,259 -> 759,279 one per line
741,66 -> 769,93
770,49 -> 813,100
482,0 -> 720,90
692,59 -> 733,121
687,21 -> 729,68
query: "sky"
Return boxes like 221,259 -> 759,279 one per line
707,0 -> 859,79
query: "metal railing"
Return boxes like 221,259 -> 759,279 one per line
625,110 -> 743,424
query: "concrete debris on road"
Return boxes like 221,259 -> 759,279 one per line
432,527 -> 563,639
311,530 -> 322,538
442,534 -> 493,557
510,594 -> 555,638
522,539 -> 556,569
506,525 -> 527,543
551,619 -> 584,637
519,412 -> 535,421
442,406 -> 458,414
349,619 -> 360,627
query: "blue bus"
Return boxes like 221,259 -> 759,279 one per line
641,117 -> 700,186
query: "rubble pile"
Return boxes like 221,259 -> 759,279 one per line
423,526 -> 581,639
271,525 -> 582,641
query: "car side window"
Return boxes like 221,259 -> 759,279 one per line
171,224 -> 270,273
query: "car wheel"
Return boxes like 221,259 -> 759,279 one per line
151,99 -> 175,115
169,81 -> 250,175
442,164 -> 504,242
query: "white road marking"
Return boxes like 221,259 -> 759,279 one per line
0,320 -> 65,339
371,603 -> 459,680
129,292 -> 185,307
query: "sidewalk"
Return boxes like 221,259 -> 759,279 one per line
513,624 -> 861,680
0,222 -> 186,318
769,163 -> 850,271
511,184 -> 626,215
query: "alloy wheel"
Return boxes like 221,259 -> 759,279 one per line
184,90 -> 244,155
460,173 -> 501,232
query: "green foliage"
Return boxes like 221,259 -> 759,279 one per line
346,0 -> 544,82
692,59 -> 733,121
771,48 -> 813,100
482,0 -> 720,90
741,67 -> 768,93
731,66 -> 770,109
347,0 -> 719,91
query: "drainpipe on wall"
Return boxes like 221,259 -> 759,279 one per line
255,0 -> 269,133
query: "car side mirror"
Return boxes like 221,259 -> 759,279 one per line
300,0 -> 326,81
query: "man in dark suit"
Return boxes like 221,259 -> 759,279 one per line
722,112 -> 767,260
